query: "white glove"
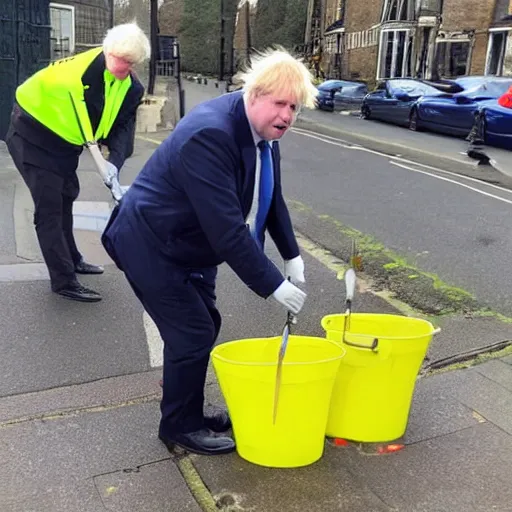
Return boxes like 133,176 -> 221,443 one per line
103,161 -> 118,188
272,280 -> 307,315
103,161 -> 124,202
284,255 -> 305,285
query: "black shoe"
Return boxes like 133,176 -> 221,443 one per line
204,410 -> 231,433
159,428 -> 235,456
55,283 -> 102,302
75,260 -> 104,275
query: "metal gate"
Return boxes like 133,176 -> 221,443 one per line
0,0 -> 51,140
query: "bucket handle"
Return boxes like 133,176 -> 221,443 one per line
343,337 -> 379,351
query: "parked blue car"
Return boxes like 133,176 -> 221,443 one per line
467,99 -> 512,151
316,80 -> 368,111
412,76 -> 512,136
360,79 -> 449,127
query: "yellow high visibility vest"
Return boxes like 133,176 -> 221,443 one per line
16,47 -> 132,146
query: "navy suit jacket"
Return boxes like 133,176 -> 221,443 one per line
103,91 -> 300,299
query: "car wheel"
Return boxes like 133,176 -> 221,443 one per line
361,105 -> 371,119
409,108 -> 421,131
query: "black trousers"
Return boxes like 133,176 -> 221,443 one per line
7,131 -> 82,291
102,218 -> 221,437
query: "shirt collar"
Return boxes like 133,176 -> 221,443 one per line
243,92 -> 272,148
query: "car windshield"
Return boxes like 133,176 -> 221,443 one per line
388,80 -> 444,96
318,80 -> 362,91
456,78 -> 512,98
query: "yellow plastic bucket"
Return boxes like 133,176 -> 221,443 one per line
211,335 -> 345,468
321,313 -> 440,442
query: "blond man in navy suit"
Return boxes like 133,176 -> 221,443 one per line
102,48 -> 318,455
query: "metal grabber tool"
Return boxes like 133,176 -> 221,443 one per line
342,240 -> 378,350
68,92 -> 125,204
272,309 -> 295,425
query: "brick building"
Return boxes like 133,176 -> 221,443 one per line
486,0 -> 512,75
304,0 -> 512,86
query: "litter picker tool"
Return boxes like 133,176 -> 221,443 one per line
68,92 -> 125,203
272,310 -> 295,425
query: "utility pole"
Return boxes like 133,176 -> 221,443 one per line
147,0 -> 158,95
245,0 -> 252,62
108,0 -> 114,28
219,0 -> 226,81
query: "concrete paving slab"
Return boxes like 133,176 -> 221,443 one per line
193,451 -> 391,512
337,422 -> 512,512
0,262 -> 49,282
0,268 -> 148,397
503,355 -> 512,365
428,315 -> 512,362
404,380 -> 480,444
2,479 -> 105,512
95,459 -> 202,512
420,368 -> 512,435
0,402 -> 167,493
474,359 -> 512,392
0,369 -> 161,424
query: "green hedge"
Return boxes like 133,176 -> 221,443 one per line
178,0 -> 238,75
175,0 -> 308,75
253,0 -> 308,53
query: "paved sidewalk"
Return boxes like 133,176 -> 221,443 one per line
1,81 -> 512,512
1,352 -> 511,511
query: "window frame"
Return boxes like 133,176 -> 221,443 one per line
377,28 -> 413,79
485,29 -> 510,75
49,2 -> 76,56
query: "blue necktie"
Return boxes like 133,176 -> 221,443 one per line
253,141 -> 274,247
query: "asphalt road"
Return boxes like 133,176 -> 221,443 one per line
281,127 -> 512,315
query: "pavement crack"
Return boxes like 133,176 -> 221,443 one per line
0,393 -> 161,429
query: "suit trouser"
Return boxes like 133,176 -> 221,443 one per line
6,131 -> 82,291
7,131 -> 82,291
101,221 -> 221,437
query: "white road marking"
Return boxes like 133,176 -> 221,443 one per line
143,311 -> 163,367
390,161 -> 512,206
291,128 -> 512,197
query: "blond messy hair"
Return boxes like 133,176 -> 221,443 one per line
103,22 -> 151,64
235,47 -> 318,109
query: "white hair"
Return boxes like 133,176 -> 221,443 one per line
102,22 -> 151,64
236,48 -> 318,109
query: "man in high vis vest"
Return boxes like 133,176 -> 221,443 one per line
6,23 -> 150,302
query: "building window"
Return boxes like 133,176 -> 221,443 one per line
434,40 -> 470,78
486,31 -> 508,75
50,3 -> 75,60
378,29 -> 413,78
382,0 -> 415,22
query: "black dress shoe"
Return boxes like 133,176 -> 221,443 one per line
55,283 -> 102,302
205,410 -> 231,433
159,428 -> 235,456
75,260 -> 104,275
